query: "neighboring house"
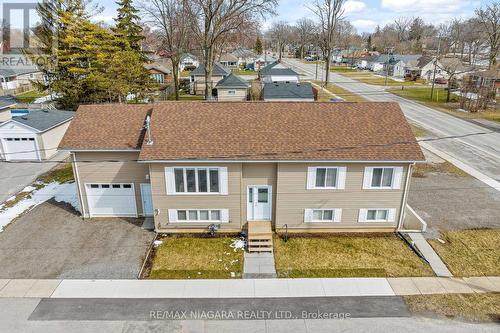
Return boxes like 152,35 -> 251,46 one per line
262,82 -> 314,102
214,74 -> 249,101
231,48 -> 257,67
145,62 -> 172,85
439,58 -> 475,80
0,95 -> 17,122
60,101 -> 423,235
260,62 -> 300,83
368,54 -> 421,73
413,56 -> 444,81
0,109 -> 73,161
253,54 -> 277,72
179,53 -> 199,72
189,63 -> 231,95
219,53 -> 239,70
0,68 -> 45,90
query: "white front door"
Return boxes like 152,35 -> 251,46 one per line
140,183 -> 154,216
247,185 -> 272,221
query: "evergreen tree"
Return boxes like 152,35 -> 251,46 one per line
255,36 -> 263,54
113,0 -> 143,51
367,35 -> 372,50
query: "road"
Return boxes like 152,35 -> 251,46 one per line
283,59 -> 500,182
1,297 -> 499,332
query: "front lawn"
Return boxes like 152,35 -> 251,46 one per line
412,161 -> 469,178
232,69 -> 257,75
313,80 -> 367,102
340,72 -> 424,86
330,65 -> 359,72
429,229 -> 500,277
274,234 -> 434,278
387,87 -> 459,104
167,91 -> 204,101
405,293 -> 500,322
148,236 -> 244,279
15,90 -> 47,103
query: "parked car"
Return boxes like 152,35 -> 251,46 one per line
434,77 -> 448,84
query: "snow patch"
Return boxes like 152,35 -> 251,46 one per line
0,182 -> 80,232
230,239 -> 246,250
153,240 -> 163,247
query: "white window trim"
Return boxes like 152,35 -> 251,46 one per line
165,166 -> 228,195
306,166 -> 346,190
304,208 -> 342,223
358,208 -> 396,223
362,166 -> 403,190
168,209 -> 229,223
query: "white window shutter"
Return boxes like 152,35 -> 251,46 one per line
306,167 -> 316,189
337,167 -> 347,189
388,209 -> 397,222
392,167 -> 404,189
362,167 -> 373,189
165,167 -> 175,195
304,209 -> 313,222
358,209 -> 367,222
168,209 -> 177,222
334,209 -> 342,222
219,167 -> 228,195
220,209 -> 229,223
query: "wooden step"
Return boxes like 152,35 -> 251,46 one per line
247,220 -> 274,253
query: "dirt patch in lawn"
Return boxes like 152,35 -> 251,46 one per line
428,229 -> 500,277
147,235 -> 244,279
405,293 -> 500,322
273,234 -> 433,278
412,161 -> 469,178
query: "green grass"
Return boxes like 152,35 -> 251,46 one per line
340,71 -> 424,86
167,92 -> 204,101
231,69 -> 257,75
330,65 -> 360,72
313,80 -> 368,102
387,87 -> 459,104
149,236 -> 244,279
429,229 -> 500,277
274,235 -> 434,278
405,293 -> 500,322
180,71 -> 191,77
15,90 -> 47,103
38,163 -> 74,184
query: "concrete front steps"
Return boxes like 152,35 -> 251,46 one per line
247,221 -> 273,253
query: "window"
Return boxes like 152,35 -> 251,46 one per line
173,167 -> 220,193
359,208 -> 396,222
363,167 -> 402,189
307,167 -> 346,190
304,208 -> 341,222
173,209 -> 225,222
228,90 -> 236,95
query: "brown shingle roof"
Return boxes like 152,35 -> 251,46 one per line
138,102 -> 424,161
59,104 -> 152,150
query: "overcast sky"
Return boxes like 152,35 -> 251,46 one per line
4,0 -> 491,34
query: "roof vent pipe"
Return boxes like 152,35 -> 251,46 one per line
145,115 -> 153,145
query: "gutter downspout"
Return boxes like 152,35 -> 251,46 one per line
397,162 -> 414,231
71,152 -> 86,218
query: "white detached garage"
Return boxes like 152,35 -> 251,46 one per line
0,109 -> 73,161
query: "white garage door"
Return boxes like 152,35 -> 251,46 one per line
2,137 -> 38,160
86,183 -> 137,217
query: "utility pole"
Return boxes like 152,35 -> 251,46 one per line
430,34 -> 442,100
315,45 -> 319,81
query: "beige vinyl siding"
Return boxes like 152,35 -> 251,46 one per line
150,163 -> 243,232
217,88 -> 247,101
0,109 -> 10,122
38,121 -> 71,159
275,163 -> 409,231
191,75 -> 225,95
74,151 -> 149,217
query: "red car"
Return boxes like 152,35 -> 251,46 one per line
434,77 -> 448,84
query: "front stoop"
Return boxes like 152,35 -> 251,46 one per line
243,252 -> 277,279
247,221 -> 273,253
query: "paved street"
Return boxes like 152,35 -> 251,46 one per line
283,59 -> 500,182
0,151 -> 69,204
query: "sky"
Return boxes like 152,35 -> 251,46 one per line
3,0 -> 491,34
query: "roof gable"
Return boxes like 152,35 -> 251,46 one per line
190,62 -> 231,76
215,73 -> 249,88
10,109 -> 74,132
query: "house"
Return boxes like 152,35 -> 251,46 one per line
262,82 -> 314,102
179,53 -> 199,72
145,62 -> 172,85
0,95 -> 17,122
368,54 -> 421,73
0,67 -> 45,90
231,48 -> 256,67
219,53 -> 239,70
260,62 -> 300,83
214,74 -> 249,101
0,109 -> 73,161
60,102 -> 423,237
189,63 -> 231,95
439,58 -> 475,80
253,54 -> 277,72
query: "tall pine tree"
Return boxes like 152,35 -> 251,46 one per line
255,36 -> 263,55
113,0 -> 143,51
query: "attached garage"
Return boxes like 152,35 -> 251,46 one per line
0,109 -> 73,161
85,183 -> 138,217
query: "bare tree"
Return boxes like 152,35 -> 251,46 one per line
475,1 -> 500,68
437,59 -> 473,102
309,0 -> 346,86
189,0 -> 277,99
142,0 -> 191,100
269,21 -> 291,60
294,18 -> 316,59
462,18 -> 484,64
393,17 -> 412,42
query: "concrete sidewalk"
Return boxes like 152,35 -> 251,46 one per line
0,277 -> 498,299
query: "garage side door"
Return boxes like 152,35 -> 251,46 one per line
86,183 -> 137,217
3,137 -> 38,160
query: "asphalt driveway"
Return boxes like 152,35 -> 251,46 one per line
0,200 -> 154,279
